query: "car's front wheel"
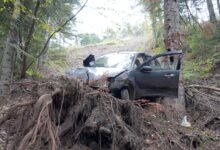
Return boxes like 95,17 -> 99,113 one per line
120,89 -> 130,100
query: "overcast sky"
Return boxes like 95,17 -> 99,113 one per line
74,0 -> 145,36
61,0 -> 220,47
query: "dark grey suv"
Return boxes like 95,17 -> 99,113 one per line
66,51 -> 183,100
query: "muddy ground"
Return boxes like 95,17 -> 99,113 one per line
0,77 -> 220,150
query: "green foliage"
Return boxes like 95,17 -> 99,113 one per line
139,0 -> 163,48
183,26 -> 220,81
103,28 -> 117,39
26,67 -> 43,78
0,0 -> 81,79
80,33 -> 102,46
120,23 -> 144,37
154,42 -> 165,54
183,58 -> 214,81
46,48 -> 69,74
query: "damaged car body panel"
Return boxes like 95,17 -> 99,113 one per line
66,51 -> 183,100
132,51 -> 183,98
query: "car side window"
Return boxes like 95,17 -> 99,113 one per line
147,54 -> 180,71
134,54 -> 146,69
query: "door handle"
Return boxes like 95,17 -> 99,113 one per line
164,74 -> 175,77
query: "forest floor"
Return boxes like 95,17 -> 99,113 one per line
0,36 -> 220,150
0,77 -> 220,150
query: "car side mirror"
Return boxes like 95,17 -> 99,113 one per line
140,66 -> 152,72
83,54 -> 95,67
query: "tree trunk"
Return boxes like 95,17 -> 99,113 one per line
206,0 -> 217,24
217,0 -> 220,15
20,0 -> 41,79
38,17 -> 50,70
163,0 -> 185,116
0,0 -> 20,98
164,0 -> 181,51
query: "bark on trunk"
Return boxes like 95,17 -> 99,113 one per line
20,0 -> 41,79
163,0 -> 185,115
217,0 -> 220,15
206,0 -> 217,24
164,0 -> 181,51
0,0 -> 20,98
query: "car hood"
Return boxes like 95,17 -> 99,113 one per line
66,67 -> 126,81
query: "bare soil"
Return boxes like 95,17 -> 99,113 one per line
0,77 -> 220,150
67,36 -> 152,68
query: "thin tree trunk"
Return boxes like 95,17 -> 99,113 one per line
20,0 -> 41,79
25,0 -> 89,72
38,17 -> 50,69
164,0 -> 181,51
184,0 -> 203,30
0,0 -> 20,98
217,0 -> 220,15
150,14 -> 157,48
206,0 -> 217,24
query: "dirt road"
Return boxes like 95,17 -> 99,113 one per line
67,36 -> 153,68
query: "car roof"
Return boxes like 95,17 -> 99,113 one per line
100,52 -> 142,56
118,51 -> 142,54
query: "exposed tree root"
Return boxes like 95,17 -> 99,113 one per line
187,84 -> 220,92
0,78 -> 220,150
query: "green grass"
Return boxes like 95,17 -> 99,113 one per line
46,48 -> 69,74
151,26 -> 220,83
183,27 -> 220,82
183,58 -> 214,81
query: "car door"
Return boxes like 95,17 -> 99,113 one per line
133,52 -> 183,97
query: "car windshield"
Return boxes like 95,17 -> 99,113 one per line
95,53 -> 134,69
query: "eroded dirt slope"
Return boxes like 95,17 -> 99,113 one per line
67,36 -> 153,68
0,78 -> 220,150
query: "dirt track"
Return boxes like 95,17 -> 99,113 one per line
67,36 -> 153,68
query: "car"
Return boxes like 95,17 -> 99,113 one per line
66,51 -> 183,100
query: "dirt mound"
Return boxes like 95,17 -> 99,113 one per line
0,78 -> 220,150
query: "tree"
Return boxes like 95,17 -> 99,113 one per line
0,0 -> 87,98
20,0 -> 41,78
164,0 -> 181,51
103,28 -> 117,39
217,0 -> 220,15
0,0 -> 20,97
206,0 -> 217,24
80,33 -> 102,45
140,0 -> 163,48
164,0 -> 186,113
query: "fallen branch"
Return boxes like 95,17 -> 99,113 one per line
186,84 -> 220,92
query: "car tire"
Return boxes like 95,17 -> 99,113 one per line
120,89 -> 130,100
